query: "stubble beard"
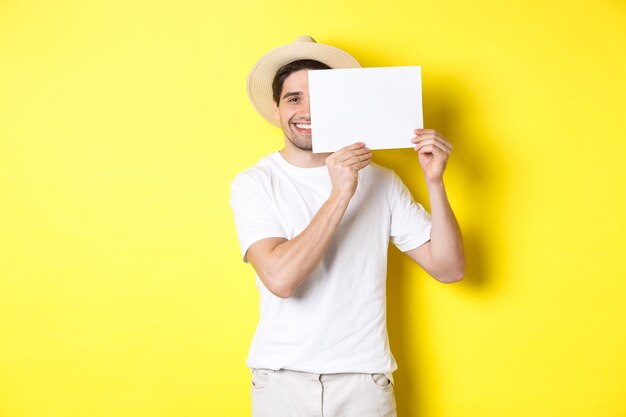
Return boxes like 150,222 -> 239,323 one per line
283,116 -> 312,151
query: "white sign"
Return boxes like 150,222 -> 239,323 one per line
308,66 -> 423,153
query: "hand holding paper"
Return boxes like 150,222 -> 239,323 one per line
411,129 -> 453,183
308,66 -> 423,153
325,142 -> 372,197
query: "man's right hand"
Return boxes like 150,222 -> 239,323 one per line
325,142 -> 372,197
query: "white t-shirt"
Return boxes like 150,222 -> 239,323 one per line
230,152 -> 432,382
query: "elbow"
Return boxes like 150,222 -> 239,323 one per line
270,284 -> 294,299
437,270 -> 464,284
434,264 -> 465,284
260,272 -> 296,298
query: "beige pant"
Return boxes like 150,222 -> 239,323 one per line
251,368 -> 397,417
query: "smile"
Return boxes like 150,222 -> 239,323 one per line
293,122 -> 312,133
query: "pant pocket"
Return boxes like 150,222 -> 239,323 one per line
371,373 -> 393,389
251,368 -> 276,390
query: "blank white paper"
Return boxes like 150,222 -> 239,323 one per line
308,66 -> 423,153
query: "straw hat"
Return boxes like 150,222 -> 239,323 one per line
247,35 -> 361,126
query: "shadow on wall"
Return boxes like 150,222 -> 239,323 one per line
372,71 -> 510,416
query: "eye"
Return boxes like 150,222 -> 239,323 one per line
288,97 -> 300,103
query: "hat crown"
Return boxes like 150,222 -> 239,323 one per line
295,35 -> 316,43
247,35 -> 360,126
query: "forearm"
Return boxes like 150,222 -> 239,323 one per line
266,191 -> 352,296
425,179 -> 465,280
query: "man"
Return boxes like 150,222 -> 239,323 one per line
230,35 -> 465,417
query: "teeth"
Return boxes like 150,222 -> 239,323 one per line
295,123 -> 311,130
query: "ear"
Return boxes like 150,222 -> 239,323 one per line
273,102 -> 280,123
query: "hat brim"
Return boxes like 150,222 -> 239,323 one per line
247,41 -> 361,126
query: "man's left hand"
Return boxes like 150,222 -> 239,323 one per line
411,129 -> 453,183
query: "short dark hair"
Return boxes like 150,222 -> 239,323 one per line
272,59 -> 331,105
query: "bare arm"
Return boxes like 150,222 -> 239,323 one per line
406,180 -> 465,282
246,143 -> 372,298
405,129 -> 465,283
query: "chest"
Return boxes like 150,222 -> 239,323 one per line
268,172 -> 391,240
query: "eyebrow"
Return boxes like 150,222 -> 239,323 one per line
281,91 -> 303,100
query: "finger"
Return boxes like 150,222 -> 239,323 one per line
412,137 -> 450,151
336,142 -> 367,154
343,152 -> 372,166
352,159 -> 372,171
414,128 -> 436,136
411,132 -> 447,142
335,148 -> 371,163
327,144 -> 365,162
412,130 -> 452,146
415,148 -> 449,166
327,146 -> 365,163
414,141 -> 450,153
334,151 -> 371,165
415,145 -> 438,156
412,135 -> 453,151
326,149 -> 369,165
433,134 -> 453,151
414,142 -> 450,157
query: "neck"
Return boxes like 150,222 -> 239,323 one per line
279,141 -> 330,168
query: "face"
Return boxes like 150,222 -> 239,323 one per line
273,70 -> 312,151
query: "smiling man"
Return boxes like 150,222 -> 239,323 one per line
230,35 -> 465,417
272,61 -> 322,151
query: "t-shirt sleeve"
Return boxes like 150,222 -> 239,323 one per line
388,172 -> 432,252
230,170 -> 287,263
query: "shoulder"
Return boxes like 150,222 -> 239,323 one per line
362,163 -> 416,208
367,162 -> 395,177
231,153 -> 278,191
230,154 -> 282,207
362,162 -> 398,187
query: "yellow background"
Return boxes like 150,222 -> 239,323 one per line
1,0 -> 625,416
